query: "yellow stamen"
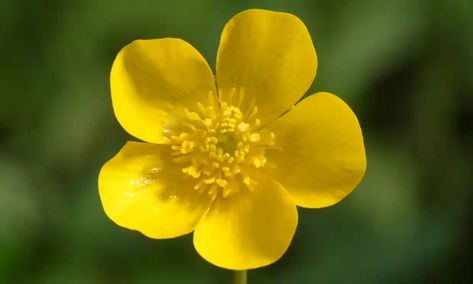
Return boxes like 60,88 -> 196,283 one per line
165,88 -> 276,200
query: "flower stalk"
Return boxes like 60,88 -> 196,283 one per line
234,270 -> 247,284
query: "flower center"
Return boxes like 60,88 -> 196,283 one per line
165,88 -> 275,200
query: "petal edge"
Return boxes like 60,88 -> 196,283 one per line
266,92 -> 366,208
216,9 -> 317,125
110,39 -> 216,143
98,142 -> 212,238
193,175 -> 298,270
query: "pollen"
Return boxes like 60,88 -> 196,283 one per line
165,88 -> 276,200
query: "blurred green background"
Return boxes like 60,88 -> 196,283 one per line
1,0 -> 472,283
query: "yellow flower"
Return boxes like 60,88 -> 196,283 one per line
99,9 -> 366,270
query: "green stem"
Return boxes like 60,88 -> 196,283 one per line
234,270 -> 247,284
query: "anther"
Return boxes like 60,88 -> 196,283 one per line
165,87 -> 276,200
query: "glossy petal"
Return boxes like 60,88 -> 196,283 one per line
110,39 -> 216,143
266,92 -> 366,208
193,175 -> 298,270
216,9 -> 317,125
98,142 -> 212,238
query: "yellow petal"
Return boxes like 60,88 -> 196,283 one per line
266,92 -> 366,208
98,142 -> 212,238
216,9 -> 317,125
110,39 -> 216,143
193,175 -> 297,270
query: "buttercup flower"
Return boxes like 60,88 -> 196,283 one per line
99,9 -> 366,270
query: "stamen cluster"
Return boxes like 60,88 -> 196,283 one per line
165,88 -> 275,200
